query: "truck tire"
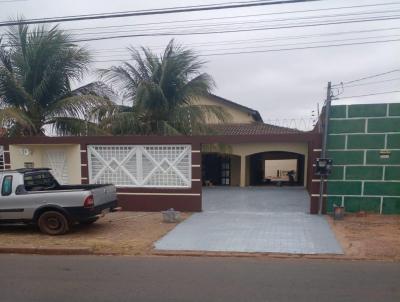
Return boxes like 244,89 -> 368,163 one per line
38,211 -> 69,235
79,217 -> 99,225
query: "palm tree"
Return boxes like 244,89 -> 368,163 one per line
0,23 -> 112,136
101,39 -> 228,135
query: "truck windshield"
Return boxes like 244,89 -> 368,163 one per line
24,172 -> 58,191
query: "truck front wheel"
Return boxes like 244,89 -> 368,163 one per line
38,211 -> 69,235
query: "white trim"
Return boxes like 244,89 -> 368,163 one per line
345,135 -> 348,150
191,150 -> 201,153
343,166 -> 346,180
380,197 -> 384,214
81,177 -> 88,180
327,148 -> 400,151
327,179 -> 400,183
363,150 -> 367,165
311,194 -> 327,197
365,119 -> 368,133
331,164 -> 400,167
313,149 -> 322,152
192,179 -> 201,182
80,150 -> 87,153
361,181 -> 364,196
192,164 -> 201,168
330,116 -> 400,120
117,192 -> 200,196
312,179 -> 326,182
2,150 -> 10,153
384,134 -> 388,149
382,166 -> 386,181
325,194 -> 400,198
330,132 -> 400,135
81,164 -> 87,167
386,103 -> 390,117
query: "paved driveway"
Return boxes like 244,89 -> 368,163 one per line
155,187 -> 343,254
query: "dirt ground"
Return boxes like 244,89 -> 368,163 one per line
0,212 -> 190,255
328,214 -> 400,260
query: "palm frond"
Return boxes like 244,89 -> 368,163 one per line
48,116 -> 109,136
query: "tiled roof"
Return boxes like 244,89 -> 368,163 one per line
209,123 -> 303,135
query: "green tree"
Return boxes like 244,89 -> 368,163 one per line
101,39 -> 228,135
0,23 -> 112,136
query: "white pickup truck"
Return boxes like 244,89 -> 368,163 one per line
0,168 -> 119,235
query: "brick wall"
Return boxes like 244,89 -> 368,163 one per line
326,103 -> 400,214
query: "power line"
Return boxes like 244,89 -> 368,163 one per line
88,27 -> 400,53
4,3 -> 400,35
60,15 -> 400,44
91,38 -> 400,63
0,0 -> 323,27
333,69 -> 400,86
336,90 -> 400,99
31,10 -> 400,38
340,77 -> 400,88
92,34 -> 400,58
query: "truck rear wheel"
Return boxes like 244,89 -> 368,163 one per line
38,211 -> 69,235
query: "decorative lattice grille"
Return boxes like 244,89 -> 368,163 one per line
0,146 -> 4,170
87,145 -> 192,188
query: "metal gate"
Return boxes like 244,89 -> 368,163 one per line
0,146 -> 4,170
87,145 -> 192,188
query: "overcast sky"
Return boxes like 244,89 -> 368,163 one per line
1,0 -> 399,129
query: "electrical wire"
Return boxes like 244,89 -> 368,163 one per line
6,5 -> 400,35
333,69 -> 400,86
336,90 -> 400,99
91,38 -> 400,62
92,34 -> 400,58
0,0 -> 323,26
339,77 -> 400,88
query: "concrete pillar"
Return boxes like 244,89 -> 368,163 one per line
240,155 -> 246,187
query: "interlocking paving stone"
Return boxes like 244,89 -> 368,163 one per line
155,187 -> 343,255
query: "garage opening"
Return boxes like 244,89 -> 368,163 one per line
202,153 -> 241,186
248,151 -> 305,186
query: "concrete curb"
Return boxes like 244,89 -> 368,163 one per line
0,247 -> 93,255
151,250 -> 400,262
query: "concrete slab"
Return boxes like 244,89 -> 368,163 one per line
155,187 -> 343,254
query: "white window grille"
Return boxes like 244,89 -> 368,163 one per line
87,145 -> 192,188
42,150 -> 69,184
0,146 -> 4,170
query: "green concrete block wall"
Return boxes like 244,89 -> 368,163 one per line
326,103 -> 400,214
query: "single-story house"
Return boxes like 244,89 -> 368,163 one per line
1,96 -> 398,214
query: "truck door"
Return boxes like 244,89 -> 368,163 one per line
0,174 -> 24,219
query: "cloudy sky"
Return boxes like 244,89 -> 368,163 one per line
1,0 -> 399,129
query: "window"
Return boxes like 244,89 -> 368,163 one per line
24,162 -> 34,169
1,175 -> 13,196
220,157 -> 230,186
24,172 -> 58,191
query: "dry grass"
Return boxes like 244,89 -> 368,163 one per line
328,214 -> 400,260
0,212 -> 190,255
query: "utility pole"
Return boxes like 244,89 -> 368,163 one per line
318,82 -> 332,215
